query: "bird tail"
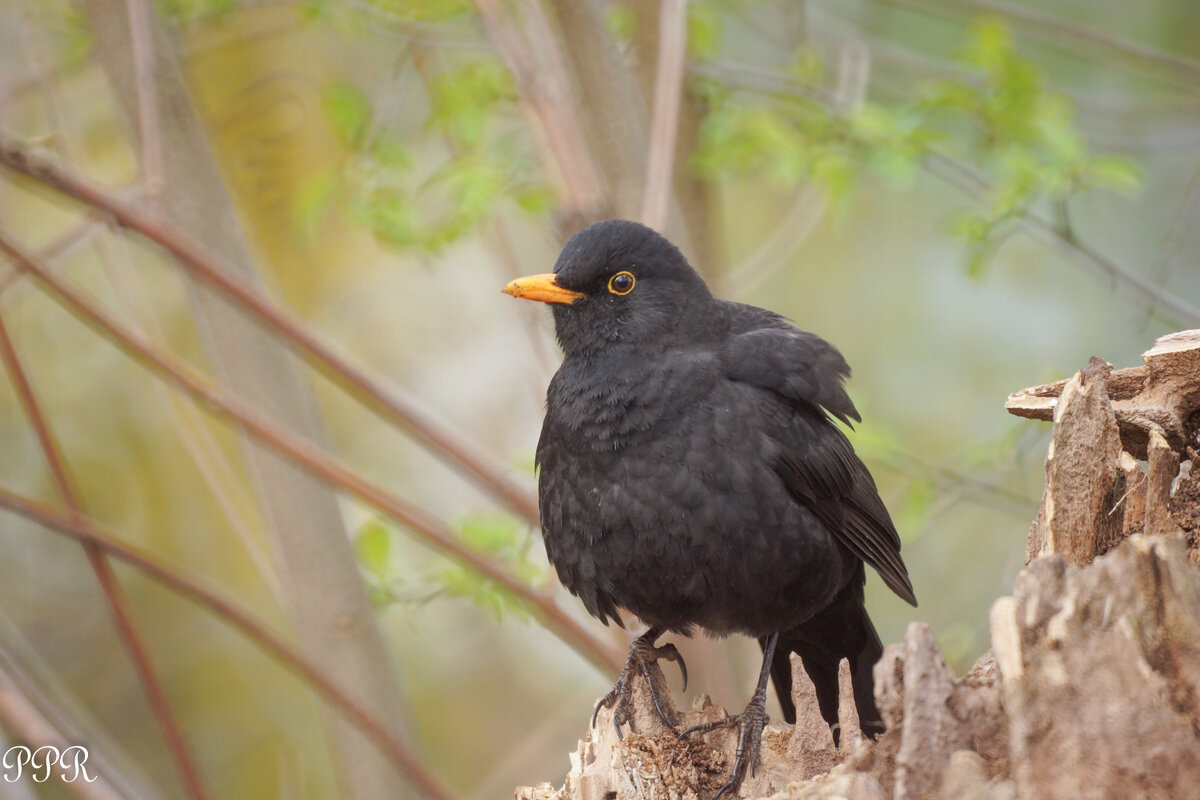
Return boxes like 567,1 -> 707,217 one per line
762,576 -> 886,745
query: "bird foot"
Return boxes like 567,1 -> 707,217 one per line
592,629 -> 687,738
679,689 -> 770,800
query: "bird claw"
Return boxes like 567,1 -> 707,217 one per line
679,691 -> 770,800
649,640 -> 688,692
592,629 -> 685,737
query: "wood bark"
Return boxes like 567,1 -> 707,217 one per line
517,328 -> 1200,799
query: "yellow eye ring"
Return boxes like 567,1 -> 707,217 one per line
607,271 -> 636,296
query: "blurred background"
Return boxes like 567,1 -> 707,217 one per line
0,0 -> 1197,797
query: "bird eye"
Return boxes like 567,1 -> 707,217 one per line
607,271 -> 636,296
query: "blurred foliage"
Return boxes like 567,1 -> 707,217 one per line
156,0 -> 237,26
311,62 -> 552,252
354,512 -> 546,620
302,9 -> 1141,269
695,16 -> 1140,272
433,512 -> 546,621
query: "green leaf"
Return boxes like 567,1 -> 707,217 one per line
427,60 -> 514,149
456,511 -> 525,556
292,169 -> 338,240
687,3 -> 721,60
812,151 -> 857,210
1086,155 -> 1141,194
369,137 -> 412,171
322,82 -> 372,151
354,188 -> 418,248
789,46 -> 824,85
512,183 -> 556,215
354,520 -> 392,580
949,210 -> 991,245
916,79 -> 978,113
425,511 -> 547,620
962,15 -> 1014,72
433,564 -> 531,622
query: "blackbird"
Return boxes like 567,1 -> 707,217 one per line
504,220 -> 916,798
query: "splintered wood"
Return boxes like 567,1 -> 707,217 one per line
1007,328 -> 1200,565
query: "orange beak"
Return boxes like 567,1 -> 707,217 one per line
502,273 -> 585,305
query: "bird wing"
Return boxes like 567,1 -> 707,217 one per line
723,313 -> 917,606
722,304 -> 860,426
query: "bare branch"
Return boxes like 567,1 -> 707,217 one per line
0,316 -> 208,800
873,0 -> 1200,87
124,0 -> 164,195
641,0 -> 689,232
0,488 -> 458,800
0,213 -> 110,303
98,234 -> 283,604
0,230 -> 624,675
0,666 -> 128,800
549,0 -> 649,222
0,134 -> 540,524
474,0 -> 606,230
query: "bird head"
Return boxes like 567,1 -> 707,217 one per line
503,220 -> 714,357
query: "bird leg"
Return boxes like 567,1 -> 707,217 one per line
680,632 -> 779,800
592,626 -> 687,737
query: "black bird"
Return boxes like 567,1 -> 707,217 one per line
504,220 -> 916,797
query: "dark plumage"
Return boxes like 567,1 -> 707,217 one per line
504,220 -> 916,797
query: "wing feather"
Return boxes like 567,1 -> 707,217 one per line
724,308 -> 917,607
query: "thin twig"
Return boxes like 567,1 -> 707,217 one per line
641,0 -> 689,231
923,153 -> 1200,327
1134,157 -> 1200,331
834,39 -> 872,114
0,667 -> 128,800
0,316 -> 208,800
870,448 -> 1036,519
688,58 -> 838,108
684,60 -> 1200,328
98,233 -> 283,604
0,134 -> 540,525
124,0 -> 164,196
514,0 -> 608,221
873,0 -> 1200,85
0,622 -> 162,800
0,230 -> 624,675
0,488 -> 457,800
723,40 -> 870,297
0,214 -> 110,302
725,185 -> 826,298
474,0 -> 605,223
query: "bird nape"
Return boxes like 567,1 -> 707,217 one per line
504,219 -> 916,799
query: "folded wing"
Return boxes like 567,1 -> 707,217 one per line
723,311 -> 917,606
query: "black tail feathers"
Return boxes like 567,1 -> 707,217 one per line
761,587 -> 886,746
